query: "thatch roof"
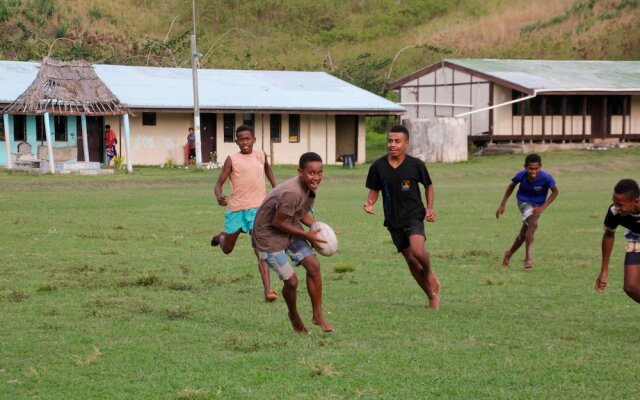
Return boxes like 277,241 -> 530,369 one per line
3,57 -> 128,116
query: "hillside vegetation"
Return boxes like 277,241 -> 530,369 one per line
0,0 -> 639,95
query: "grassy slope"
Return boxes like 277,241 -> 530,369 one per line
1,147 -> 640,399
0,0 -> 638,93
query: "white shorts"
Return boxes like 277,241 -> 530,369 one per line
518,201 -> 535,221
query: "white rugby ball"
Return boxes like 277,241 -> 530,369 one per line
310,221 -> 338,257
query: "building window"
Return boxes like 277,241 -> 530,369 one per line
567,96 -> 584,115
36,115 -> 45,143
54,116 -> 67,141
223,113 -> 235,142
142,112 -> 156,126
0,117 -> 4,141
243,113 -> 254,127
512,90 -> 542,116
608,96 -> 628,116
512,91 -> 526,116
289,114 -> 300,143
545,96 -> 563,116
270,114 -> 281,142
13,115 -> 26,142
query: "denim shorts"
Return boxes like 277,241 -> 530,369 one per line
257,237 -> 315,280
518,201 -> 536,221
625,230 -> 640,266
224,208 -> 258,234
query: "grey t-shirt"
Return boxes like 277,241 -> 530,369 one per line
252,176 -> 315,252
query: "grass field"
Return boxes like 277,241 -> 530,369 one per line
1,147 -> 640,399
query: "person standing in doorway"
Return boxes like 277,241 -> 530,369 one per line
104,124 -> 117,167
186,127 -> 196,166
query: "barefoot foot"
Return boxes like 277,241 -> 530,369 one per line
502,251 -> 512,267
428,294 -> 440,310
210,233 -> 222,247
524,259 -> 533,269
264,289 -> 278,302
312,316 -> 336,333
288,314 -> 310,334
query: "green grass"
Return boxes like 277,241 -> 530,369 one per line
1,147 -> 640,399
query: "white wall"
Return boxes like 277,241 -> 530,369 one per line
105,111 -> 355,166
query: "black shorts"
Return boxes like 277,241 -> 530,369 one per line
387,219 -> 426,253
188,148 -> 196,159
625,250 -> 640,266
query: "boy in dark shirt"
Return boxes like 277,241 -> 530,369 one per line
364,125 -> 440,309
595,179 -> 640,302
496,153 -> 559,269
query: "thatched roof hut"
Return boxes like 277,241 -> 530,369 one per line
2,57 -> 132,173
3,57 -> 128,116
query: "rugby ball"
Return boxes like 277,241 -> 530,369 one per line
310,221 -> 338,257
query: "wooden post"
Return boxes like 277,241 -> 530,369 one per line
123,113 -> 133,173
81,114 -> 89,162
3,114 -> 11,169
44,112 -> 55,174
541,97 -> 546,144
561,96 -> 567,143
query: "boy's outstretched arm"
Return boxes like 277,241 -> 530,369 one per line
425,184 -> 436,222
533,184 -> 559,216
214,156 -> 233,206
596,229 -> 616,292
363,190 -> 379,214
263,154 -> 277,188
496,182 -> 517,219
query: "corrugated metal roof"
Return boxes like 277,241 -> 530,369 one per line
0,61 -> 40,103
0,60 -> 404,114
448,59 -> 640,91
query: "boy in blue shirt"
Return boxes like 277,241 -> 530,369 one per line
496,154 -> 559,269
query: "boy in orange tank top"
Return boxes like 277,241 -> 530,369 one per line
211,125 -> 278,302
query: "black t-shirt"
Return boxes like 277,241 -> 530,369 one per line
604,205 -> 640,234
366,155 -> 432,229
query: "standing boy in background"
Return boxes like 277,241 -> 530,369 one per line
496,153 -> 559,269
186,127 -> 196,166
252,152 -> 335,334
364,125 -> 440,309
104,124 -> 117,167
595,179 -> 640,303
211,125 -> 278,302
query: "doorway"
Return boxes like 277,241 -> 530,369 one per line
201,113 -> 217,163
335,115 -> 358,163
76,116 -> 105,162
588,97 -> 605,140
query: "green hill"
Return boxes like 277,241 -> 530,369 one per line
1,0 -> 639,96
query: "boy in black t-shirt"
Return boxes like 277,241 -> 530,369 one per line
364,125 -> 440,309
595,179 -> 640,303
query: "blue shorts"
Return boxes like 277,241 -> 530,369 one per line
257,237 -> 315,280
224,208 -> 258,234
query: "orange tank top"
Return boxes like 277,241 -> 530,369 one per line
228,151 -> 267,211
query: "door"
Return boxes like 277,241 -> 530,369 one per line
201,113 -> 217,163
77,116 -> 105,162
588,97 -> 605,140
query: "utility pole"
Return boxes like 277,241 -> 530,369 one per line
191,0 -> 202,167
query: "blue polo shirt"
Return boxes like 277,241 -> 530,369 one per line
512,170 -> 556,206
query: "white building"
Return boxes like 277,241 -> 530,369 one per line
0,60 -> 404,167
